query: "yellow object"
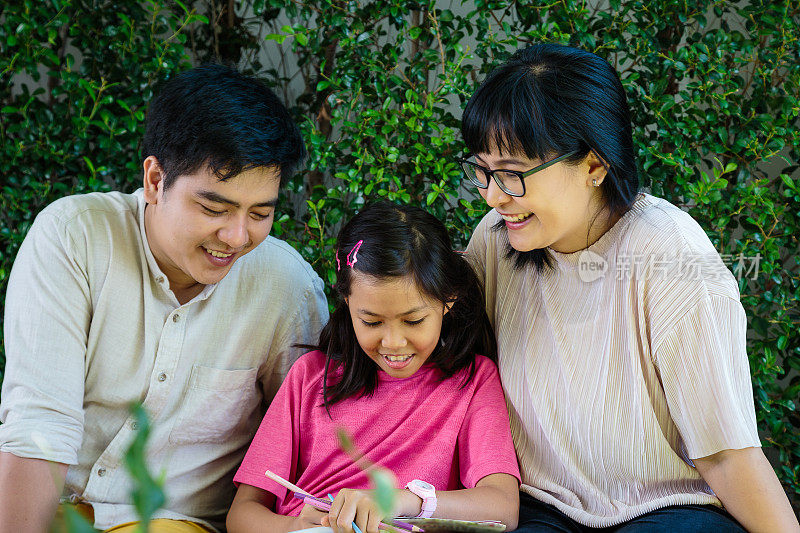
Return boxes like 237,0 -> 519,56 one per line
55,503 -> 214,533
106,518 -> 213,532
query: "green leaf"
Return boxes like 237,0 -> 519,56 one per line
78,79 -> 96,100
368,468 -> 396,515
61,506 -> 101,533
82,156 -> 95,174
265,33 -> 288,44
124,404 -> 165,524
777,336 -> 788,350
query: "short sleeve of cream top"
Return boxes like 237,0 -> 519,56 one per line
466,193 -> 760,528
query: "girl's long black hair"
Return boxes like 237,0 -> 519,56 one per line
311,201 -> 497,411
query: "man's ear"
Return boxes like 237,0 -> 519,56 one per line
585,149 -> 609,187
142,156 -> 165,204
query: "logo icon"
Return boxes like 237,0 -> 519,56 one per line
578,250 -> 608,282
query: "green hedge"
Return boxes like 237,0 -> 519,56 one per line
2,0 -> 798,509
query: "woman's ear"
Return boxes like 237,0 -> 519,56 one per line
443,299 -> 455,316
585,149 -> 609,187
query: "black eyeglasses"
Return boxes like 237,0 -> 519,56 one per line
457,151 -> 578,197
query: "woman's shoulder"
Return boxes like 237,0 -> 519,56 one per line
465,210 -> 509,272
618,194 -> 740,302
619,193 -> 718,257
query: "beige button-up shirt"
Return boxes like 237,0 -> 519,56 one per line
467,194 -> 760,527
1,189 -> 329,531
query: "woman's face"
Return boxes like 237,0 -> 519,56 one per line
473,149 -> 608,253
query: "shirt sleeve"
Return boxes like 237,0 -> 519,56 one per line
234,355 -> 306,506
0,210 -> 89,464
653,293 -> 761,459
260,274 -> 329,402
457,358 -> 521,488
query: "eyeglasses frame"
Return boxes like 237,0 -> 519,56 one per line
457,150 -> 579,197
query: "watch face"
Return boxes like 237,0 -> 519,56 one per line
409,479 -> 436,490
414,479 -> 435,491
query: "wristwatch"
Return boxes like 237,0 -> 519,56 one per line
405,479 -> 437,518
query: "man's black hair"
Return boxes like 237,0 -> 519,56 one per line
142,64 -> 306,188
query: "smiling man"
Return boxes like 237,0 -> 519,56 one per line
0,65 -> 328,533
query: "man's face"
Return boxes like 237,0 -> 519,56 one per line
143,158 -> 281,295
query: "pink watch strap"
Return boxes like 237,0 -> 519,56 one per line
406,480 -> 436,518
417,497 -> 436,518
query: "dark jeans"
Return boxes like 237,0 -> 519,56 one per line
514,491 -> 746,532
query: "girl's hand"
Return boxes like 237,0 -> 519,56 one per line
293,503 -> 327,530
322,488 -> 385,533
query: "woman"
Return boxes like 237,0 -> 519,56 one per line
460,43 -> 799,532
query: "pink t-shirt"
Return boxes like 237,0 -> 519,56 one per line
234,351 -> 520,516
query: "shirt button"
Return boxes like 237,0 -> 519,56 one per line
156,276 -> 164,283
158,372 -> 167,382
172,314 -> 180,323
130,420 -> 139,430
97,468 -> 106,477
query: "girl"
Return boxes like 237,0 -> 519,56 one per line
461,43 -> 799,532
227,201 -> 521,533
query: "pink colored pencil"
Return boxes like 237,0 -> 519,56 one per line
265,469 -> 312,496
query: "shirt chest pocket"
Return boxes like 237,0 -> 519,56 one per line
168,365 -> 261,445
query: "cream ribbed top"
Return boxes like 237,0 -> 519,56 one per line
466,193 -> 760,527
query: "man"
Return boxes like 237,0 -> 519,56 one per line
0,65 -> 328,533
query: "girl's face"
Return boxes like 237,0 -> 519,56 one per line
474,149 -> 609,253
346,272 -> 449,379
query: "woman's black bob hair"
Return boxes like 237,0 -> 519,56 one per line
310,201 -> 497,411
461,43 -> 640,270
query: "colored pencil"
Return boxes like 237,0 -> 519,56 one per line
265,470 -> 312,497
